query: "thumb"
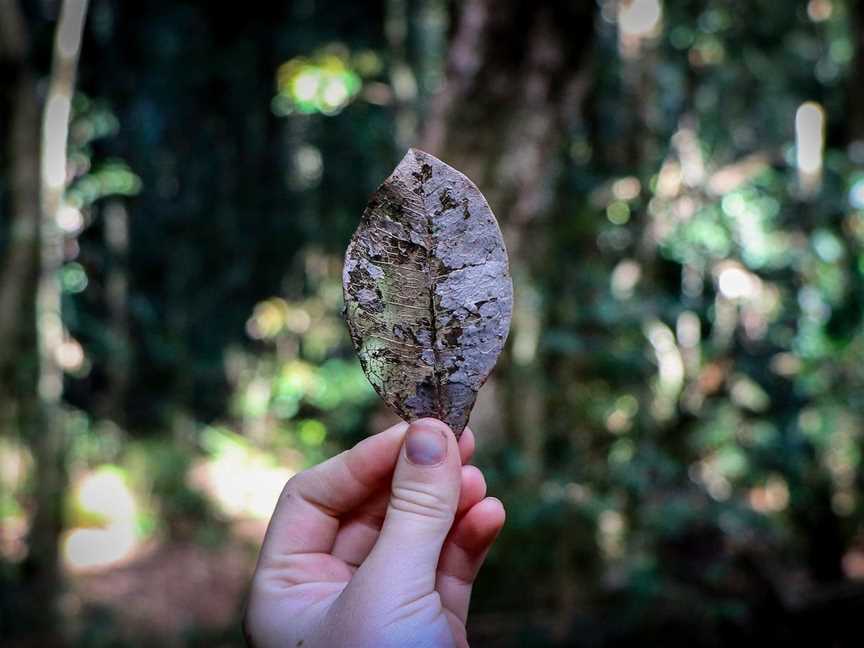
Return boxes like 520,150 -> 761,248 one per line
356,418 -> 462,600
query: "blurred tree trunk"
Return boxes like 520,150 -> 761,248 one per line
386,0 -> 418,151
0,0 -> 89,638
100,200 -> 131,425
420,0 -> 596,483
851,0 -> 864,143
0,0 -> 40,425
774,0 -> 864,586
420,1 -> 596,637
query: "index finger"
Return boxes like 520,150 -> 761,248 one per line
259,421 -> 409,561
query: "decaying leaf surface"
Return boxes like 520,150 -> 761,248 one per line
343,148 -> 513,436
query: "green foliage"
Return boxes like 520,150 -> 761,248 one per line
272,46 -> 367,116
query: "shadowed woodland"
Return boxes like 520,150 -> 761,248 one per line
3,0 -> 864,645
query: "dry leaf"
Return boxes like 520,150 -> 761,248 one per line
343,148 -> 513,436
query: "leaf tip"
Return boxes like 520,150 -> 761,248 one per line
405,147 -> 437,165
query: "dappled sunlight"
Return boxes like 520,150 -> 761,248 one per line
63,467 -> 140,571
748,475 -> 789,514
617,0 -> 663,57
796,101 -> 826,194
716,264 -> 758,301
56,204 -> 83,233
618,0 -> 662,37
76,467 -> 136,520
644,319 -> 684,421
511,278 -> 541,365
56,337 -> 86,374
597,510 -> 626,560
245,297 -> 312,340
850,178 -> 864,209
0,439 -> 31,563
605,394 -> 638,434
63,524 -> 138,572
190,427 -> 296,520
610,259 -> 641,299
807,0 -> 834,23
272,46 -> 376,116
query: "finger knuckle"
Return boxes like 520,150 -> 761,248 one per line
279,474 -> 301,502
390,482 -> 454,520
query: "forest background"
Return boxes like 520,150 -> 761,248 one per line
3,1 -> 864,646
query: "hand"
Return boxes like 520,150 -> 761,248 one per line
243,418 -> 506,648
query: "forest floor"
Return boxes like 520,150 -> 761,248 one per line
66,521 -> 266,647
63,517 -> 527,647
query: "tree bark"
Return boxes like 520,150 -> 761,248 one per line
14,1 -> 89,639
0,0 -> 40,418
419,0 -> 596,479
419,3 -> 597,635
386,0 -> 418,151
850,0 -> 864,143
100,200 -> 131,425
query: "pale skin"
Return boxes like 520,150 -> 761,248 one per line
243,418 -> 506,648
